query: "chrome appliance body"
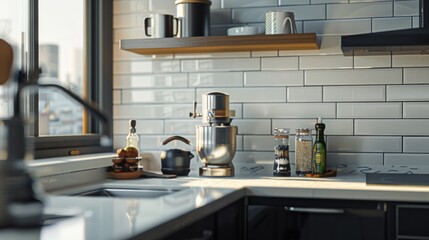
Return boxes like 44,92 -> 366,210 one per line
196,125 -> 237,165
191,92 -> 237,177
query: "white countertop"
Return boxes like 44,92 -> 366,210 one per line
3,162 -> 429,240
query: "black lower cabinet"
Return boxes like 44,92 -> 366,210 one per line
247,197 -> 386,240
387,202 -> 429,240
163,198 -> 245,240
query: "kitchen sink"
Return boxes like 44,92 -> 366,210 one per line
70,188 -> 183,198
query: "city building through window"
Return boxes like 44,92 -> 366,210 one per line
0,0 -> 113,158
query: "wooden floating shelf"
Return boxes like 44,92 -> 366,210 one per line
120,33 -> 320,55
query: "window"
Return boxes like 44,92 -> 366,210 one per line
0,0 -> 113,158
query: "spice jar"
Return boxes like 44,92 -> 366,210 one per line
295,128 -> 313,176
273,128 -> 291,177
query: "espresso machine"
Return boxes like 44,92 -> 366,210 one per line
190,92 -> 238,177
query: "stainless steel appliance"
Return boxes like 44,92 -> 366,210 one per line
190,92 -> 237,177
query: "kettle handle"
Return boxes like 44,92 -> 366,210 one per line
162,135 -> 191,146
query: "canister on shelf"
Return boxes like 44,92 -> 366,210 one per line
175,0 -> 211,37
295,128 -> 313,176
273,128 -> 291,177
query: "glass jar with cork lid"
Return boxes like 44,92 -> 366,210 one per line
295,128 -> 313,176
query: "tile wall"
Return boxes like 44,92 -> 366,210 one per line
113,0 -> 429,167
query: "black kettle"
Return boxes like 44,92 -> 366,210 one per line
160,136 -> 194,176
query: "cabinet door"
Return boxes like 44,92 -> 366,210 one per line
388,203 -> 429,240
247,197 -> 386,240
163,198 -> 245,240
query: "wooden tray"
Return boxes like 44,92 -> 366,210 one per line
305,169 -> 337,178
108,171 -> 142,179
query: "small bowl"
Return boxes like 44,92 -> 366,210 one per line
227,26 -> 262,36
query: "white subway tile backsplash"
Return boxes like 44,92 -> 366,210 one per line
280,0 -> 310,5
234,119 -> 272,134
327,153 -> 384,165
211,10 -> 232,25
245,71 -> 303,86
114,13 -> 145,28
355,120 -> 429,135
273,119 -> 353,135
164,119 -> 200,135
324,86 -> 385,102
403,102 -> 429,118
306,69 -> 402,86
393,55 -> 429,67
384,154 -> 429,166
114,0 -> 149,14
223,0 -> 277,8
211,0 -> 222,9
113,60 -> 181,74
114,119 -> 163,134
174,52 -> 250,59
244,103 -> 336,118
251,51 -> 278,57
261,57 -> 299,71
113,0 -> 425,166
113,74 -> 187,89
232,5 -> 325,23
182,58 -> 260,72
233,151 -> 274,163
197,87 -> 286,102
404,68 -> 429,84
322,119 -> 354,135
403,137 -> 429,153
114,61 -> 153,74
387,85 -> 429,101
337,103 -> 402,118
328,136 -> 402,153
153,60 -> 181,73
113,90 -> 121,104
113,104 -> 191,119
122,89 -> 195,103
273,119 -> 316,134
372,17 -> 412,32
148,0 -> 176,13
244,136 -> 273,151
353,55 -> 391,68
304,19 -> 371,36
299,55 -> 353,70
287,87 -> 322,102
189,72 -> 243,87
311,0 -> 346,3
394,0 -> 419,16
327,2 -> 392,19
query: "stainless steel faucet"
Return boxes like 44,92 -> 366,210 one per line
0,39 -> 112,227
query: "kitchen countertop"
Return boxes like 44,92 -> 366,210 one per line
3,162 -> 429,240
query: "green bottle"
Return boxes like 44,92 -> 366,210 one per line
312,117 -> 326,174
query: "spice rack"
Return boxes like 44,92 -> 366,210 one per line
120,33 -> 320,55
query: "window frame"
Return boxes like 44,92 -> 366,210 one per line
27,0 -> 113,159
